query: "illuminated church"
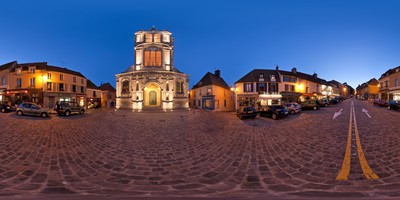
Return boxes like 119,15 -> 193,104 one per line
115,27 -> 189,110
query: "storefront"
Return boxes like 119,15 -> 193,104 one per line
201,95 -> 215,110
389,90 -> 400,101
0,88 -> 5,103
87,98 -> 101,109
6,88 -> 41,105
45,92 -> 86,108
280,91 -> 301,103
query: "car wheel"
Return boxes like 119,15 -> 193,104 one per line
79,110 -> 84,115
65,110 -> 71,117
272,113 -> 277,120
41,113 -> 48,118
1,108 -> 5,113
17,110 -> 23,116
290,110 -> 295,115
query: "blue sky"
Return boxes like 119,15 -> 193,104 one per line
1,0 -> 399,89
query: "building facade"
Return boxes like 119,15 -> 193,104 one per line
379,66 -> 400,101
356,78 -> 379,101
99,82 -> 116,108
86,80 -> 102,109
190,70 -> 234,111
115,27 -> 189,110
234,67 -> 335,110
0,61 -> 87,108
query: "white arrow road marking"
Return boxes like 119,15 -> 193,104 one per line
333,108 -> 343,119
362,108 -> 371,118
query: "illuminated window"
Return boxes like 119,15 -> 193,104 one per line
154,34 -> 160,42
47,82 -> 53,91
17,78 -> 22,87
59,83 -> 64,91
29,66 -> 36,74
30,77 -> 36,87
144,47 -> 162,67
122,80 -> 129,93
145,34 -> 152,42
47,73 -> 52,80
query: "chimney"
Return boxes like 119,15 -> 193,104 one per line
313,73 -> 318,78
275,65 -> 279,71
215,69 -> 221,78
291,67 -> 297,74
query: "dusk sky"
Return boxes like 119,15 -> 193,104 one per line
1,0 -> 399,89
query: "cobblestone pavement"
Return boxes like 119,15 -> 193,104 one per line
1,99 -> 400,199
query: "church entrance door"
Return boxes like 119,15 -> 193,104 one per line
149,91 -> 157,105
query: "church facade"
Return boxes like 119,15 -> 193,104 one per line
115,27 -> 189,110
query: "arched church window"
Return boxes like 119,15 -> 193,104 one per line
176,80 -> 184,93
144,47 -> 162,67
122,80 -> 129,93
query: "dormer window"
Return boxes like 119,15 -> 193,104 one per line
29,66 -> 36,73
271,75 -> 276,82
16,67 -> 22,75
259,73 -> 264,81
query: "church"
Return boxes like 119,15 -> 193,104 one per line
115,27 -> 189,110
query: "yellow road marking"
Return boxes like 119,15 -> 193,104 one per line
336,105 -> 353,180
353,106 -> 379,180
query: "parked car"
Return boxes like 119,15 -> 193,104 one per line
317,99 -> 329,107
259,105 -> 289,120
57,101 -> 85,116
329,98 -> 340,104
284,103 -> 301,115
300,100 -> 320,110
0,103 -> 13,113
373,99 -> 388,107
387,100 -> 400,111
237,106 -> 257,120
16,102 -> 50,118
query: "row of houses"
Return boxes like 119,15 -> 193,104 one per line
0,61 -> 116,109
190,66 -> 354,111
356,66 -> 400,101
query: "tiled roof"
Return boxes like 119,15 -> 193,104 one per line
192,72 -> 230,90
235,69 -> 281,83
379,66 -> 400,80
8,62 -> 86,78
87,79 -> 99,89
46,65 -> 86,78
99,82 -> 116,92
0,61 -> 18,71
279,70 -> 328,85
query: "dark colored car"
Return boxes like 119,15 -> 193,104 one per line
317,99 -> 329,107
237,106 -> 257,120
259,105 -> 289,120
329,98 -> 340,104
0,103 -> 13,113
57,101 -> 85,117
300,100 -> 320,110
373,99 -> 388,107
387,100 -> 400,111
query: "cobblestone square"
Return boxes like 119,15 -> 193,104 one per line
1,99 -> 400,199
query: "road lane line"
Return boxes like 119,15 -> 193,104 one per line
336,105 -> 352,180
353,106 -> 379,180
